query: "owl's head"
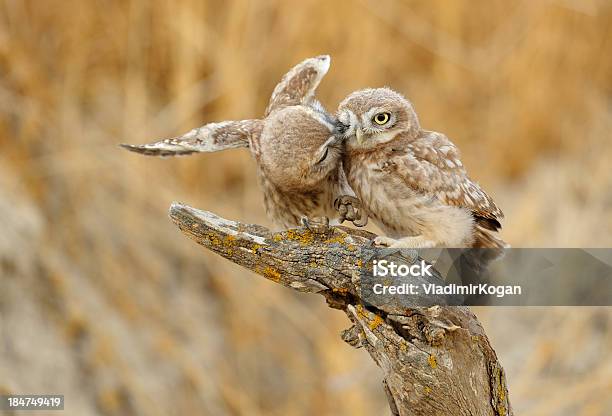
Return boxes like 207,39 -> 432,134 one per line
258,105 -> 343,192
336,88 -> 420,150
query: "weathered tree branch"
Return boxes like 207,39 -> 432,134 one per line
169,202 -> 512,416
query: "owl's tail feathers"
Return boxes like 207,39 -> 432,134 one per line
473,227 -> 510,250
120,119 -> 262,157
461,227 -> 509,277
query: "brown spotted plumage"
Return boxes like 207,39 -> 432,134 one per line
337,87 -> 507,249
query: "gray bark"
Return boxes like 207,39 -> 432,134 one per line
169,202 -> 512,416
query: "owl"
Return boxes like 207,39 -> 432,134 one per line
336,87 -> 507,249
122,56 -> 365,229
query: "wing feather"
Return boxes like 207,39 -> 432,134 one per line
120,120 -> 261,157
382,131 -> 504,229
265,55 -> 331,116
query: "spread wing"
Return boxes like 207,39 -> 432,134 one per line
120,119 -> 262,157
384,131 -> 504,231
265,55 -> 331,116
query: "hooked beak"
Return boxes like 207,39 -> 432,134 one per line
332,116 -> 363,145
355,128 -> 364,145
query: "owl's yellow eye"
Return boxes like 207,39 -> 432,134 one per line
373,112 -> 391,125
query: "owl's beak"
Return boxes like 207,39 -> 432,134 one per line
355,128 -> 364,145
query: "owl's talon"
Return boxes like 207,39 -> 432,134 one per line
352,214 -> 368,228
300,216 -> 330,234
334,195 -> 368,227
345,204 -> 356,221
372,236 -> 398,248
373,236 -> 436,249
336,204 -> 348,223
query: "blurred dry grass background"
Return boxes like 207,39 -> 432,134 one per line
1,0 -> 612,415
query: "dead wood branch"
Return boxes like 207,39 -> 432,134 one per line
169,202 -> 512,416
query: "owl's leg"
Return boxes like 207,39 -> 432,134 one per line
300,216 -> 330,234
334,195 -> 368,227
373,235 -> 437,249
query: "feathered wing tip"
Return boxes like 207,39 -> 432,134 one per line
120,119 -> 261,157
119,141 -> 200,157
460,227 -> 509,278
473,226 -> 510,250
265,55 -> 331,116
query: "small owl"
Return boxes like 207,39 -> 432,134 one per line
336,87 -> 507,249
122,56 -> 364,229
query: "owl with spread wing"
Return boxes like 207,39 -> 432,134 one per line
122,56 -> 365,229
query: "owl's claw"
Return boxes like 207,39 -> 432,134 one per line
372,236 -> 398,247
300,216 -> 330,234
334,195 -> 368,227
369,238 -> 419,261
372,235 -> 436,249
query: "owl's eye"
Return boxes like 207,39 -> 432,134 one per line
372,112 -> 391,125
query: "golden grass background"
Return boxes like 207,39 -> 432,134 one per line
1,0 -> 611,414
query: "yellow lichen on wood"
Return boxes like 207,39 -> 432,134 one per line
324,234 -> 346,245
223,236 -> 236,255
428,354 -> 438,369
207,232 -> 222,246
369,314 -> 384,330
493,366 -> 508,415
356,304 -> 367,319
284,229 -> 314,245
356,304 -> 384,330
271,229 -> 316,245
263,266 -> 281,282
